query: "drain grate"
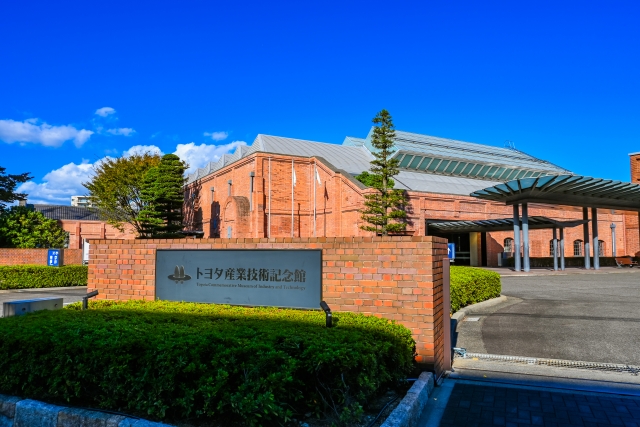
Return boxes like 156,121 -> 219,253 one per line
454,350 -> 640,375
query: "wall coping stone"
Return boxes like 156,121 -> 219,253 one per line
380,372 -> 434,427
0,395 -> 173,427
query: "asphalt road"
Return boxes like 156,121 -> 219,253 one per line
0,287 -> 88,317
455,272 -> 640,365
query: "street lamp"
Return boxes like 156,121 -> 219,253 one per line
610,223 -> 616,257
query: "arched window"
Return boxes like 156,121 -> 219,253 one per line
504,238 -> 513,253
573,240 -> 583,256
598,240 -> 605,257
549,240 -> 555,256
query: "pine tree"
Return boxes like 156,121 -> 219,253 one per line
137,167 -> 163,238
152,154 -> 186,238
359,110 -> 408,235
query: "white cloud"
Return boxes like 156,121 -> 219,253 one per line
95,107 -> 116,117
122,145 -> 163,157
0,118 -> 94,148
17,140 -> 245,204
107,127 -> 136,136
174,140 -> 247,174
16,160 -> 95,204
203,131 -> 229,141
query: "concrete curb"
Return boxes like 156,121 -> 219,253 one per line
380,372 -> 434,427
451,295 -> 508,325
0,394 -> 173,427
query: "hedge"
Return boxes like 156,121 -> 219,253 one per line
0,300 -> 415,426
450,266 -> 501,313
0,265 -> 87,290
503,256 -> 637,268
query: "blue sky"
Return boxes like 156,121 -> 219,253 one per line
1,1 -> 639,204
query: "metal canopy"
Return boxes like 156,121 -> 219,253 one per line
470,175 -> 640,212
427,216 -> 587,233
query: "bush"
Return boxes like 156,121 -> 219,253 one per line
450,266 -> 501,313
0,300 -> 415,426
0,265 -> 87,290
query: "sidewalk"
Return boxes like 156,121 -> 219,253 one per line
418,362 -> 640,426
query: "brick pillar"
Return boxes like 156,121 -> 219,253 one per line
631,153 -> 640,183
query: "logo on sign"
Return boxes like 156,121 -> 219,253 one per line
168,265 -> 191,283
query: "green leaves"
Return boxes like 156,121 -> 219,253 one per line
137,154 -> 186,238
0,265 -> 87,289
0,301 -> 415,425
450,266 -> 502,313
83,153 -> 161,236
0,206 -> 67,248
359,110 -> 408,236
0,166 -> 31,209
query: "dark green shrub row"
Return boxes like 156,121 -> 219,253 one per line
504,256 -> 636,268
0,300 -> 415,426
0,265 -> 87,290
450,266 -> 501,313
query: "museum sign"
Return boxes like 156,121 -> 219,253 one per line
155,249 -> 322,309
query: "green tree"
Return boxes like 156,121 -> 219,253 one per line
354,171 -> 394,189
138,154 -> 186,238
137,167 -> 163,238
359,110 -> 408,235
0,166 -> 32,209
0,207 -> 67,248
83,153 -> 161,236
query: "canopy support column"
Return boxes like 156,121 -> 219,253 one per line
560,227 -> 566,271
513,204 -> 521,272
592,208 -> 599,270
583,208 -> 591,269
552,227 -> 558,271
522,203 -> 530,272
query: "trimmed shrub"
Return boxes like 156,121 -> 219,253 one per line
450,266 -> 501,313
0,265 -> 87,289
0,300 -> 415,426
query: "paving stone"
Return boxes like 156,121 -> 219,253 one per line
438,383 -> 640,427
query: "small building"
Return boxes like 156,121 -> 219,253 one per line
71,195 -> 93,207
183,128 -> 640,267
32,204 -> 135,249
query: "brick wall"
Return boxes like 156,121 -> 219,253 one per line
88,236 -> 448,373
0,249 -> 83,266
184,152 -> 634,265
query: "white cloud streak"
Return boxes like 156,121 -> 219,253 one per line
0,118 -> 93,148
203,131 -> 229,141
107,127 -> 136,136
95,107 -> 116,117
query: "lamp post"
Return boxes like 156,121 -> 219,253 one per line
610,223 -> 616,257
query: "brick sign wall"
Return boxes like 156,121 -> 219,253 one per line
88,236 -> 447,373
0,249 -> 83,266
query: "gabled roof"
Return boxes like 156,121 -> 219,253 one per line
33,204 -> 102,221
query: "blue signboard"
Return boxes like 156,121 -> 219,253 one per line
447,243 -> 456,260
47,249 -> 61,267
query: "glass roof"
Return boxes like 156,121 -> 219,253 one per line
471,175 -> 640,212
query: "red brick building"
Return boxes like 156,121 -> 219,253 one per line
183,130 -> 640,267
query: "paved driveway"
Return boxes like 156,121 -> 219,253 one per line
455,272 -> 640,365
0,287 -> 87,317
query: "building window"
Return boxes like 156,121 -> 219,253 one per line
504,238 -> 513,253
598,240 -> 605,257
573,240 -> 583,256
549,240 -> 555,256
